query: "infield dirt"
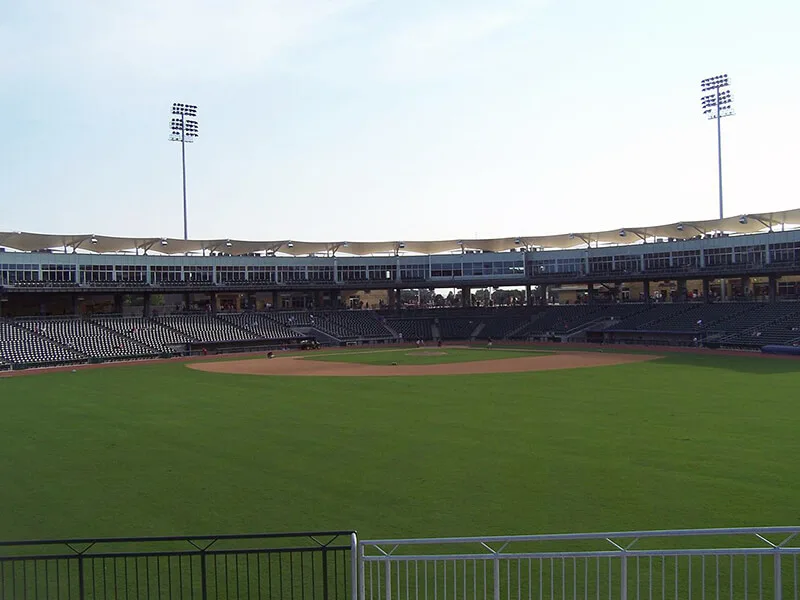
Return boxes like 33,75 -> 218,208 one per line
187,350 -> 658,377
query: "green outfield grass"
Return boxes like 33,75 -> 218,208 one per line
306,346 -> 551,365
1,350 -> 799,543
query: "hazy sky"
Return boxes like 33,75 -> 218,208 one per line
1,0 -> 799,243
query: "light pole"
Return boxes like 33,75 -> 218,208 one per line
170,103 -> 199,240
701,76 -> 734,302
700,75 -> 734,219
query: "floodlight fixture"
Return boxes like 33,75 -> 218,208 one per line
700,74 -> 728,92
172,103 -> 198,117
169,102 -> 199,241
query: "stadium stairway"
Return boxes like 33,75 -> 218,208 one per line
470,322 -> 485,340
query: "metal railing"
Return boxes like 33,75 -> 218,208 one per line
0,531 -> 358,600
359,527 -> 800,600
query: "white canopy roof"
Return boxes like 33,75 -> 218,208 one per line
2,209 -> 799,257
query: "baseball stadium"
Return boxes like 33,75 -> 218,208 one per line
1,211 -> 800,598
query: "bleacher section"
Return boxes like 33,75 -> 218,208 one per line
4,304 -> 800,369
0,320 -> 87,367
16,319 -> 158,360
268,310 -> 395,341
323,311 -> 395,339
720,303 -> 800,348
474,314 -> 531,340
437,318 -> 480,340
511,305 -> 605,338
94,316 -> 194,351
607,304 -> 694,331
268,311 -> 352,340
217,313 -> 301,340
384,318 -> 433,341
636,303 -> 754,332
155,314 -> 261,343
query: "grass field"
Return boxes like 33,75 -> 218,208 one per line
1,348 -> 800,543
306,346 -> 551,365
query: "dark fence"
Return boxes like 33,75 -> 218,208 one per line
0,531 -> 356,600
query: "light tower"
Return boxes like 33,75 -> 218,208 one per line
170,103 -> 199,240
700,75 -> 734,219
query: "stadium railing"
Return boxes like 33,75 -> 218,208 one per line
3,527 -> 799,599
358,527 -> 800,600
0,531 -> 358,600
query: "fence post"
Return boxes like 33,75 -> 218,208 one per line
359,543 -> 366,600
323,548 -> 330,600
201,549 -> 208,600
351,533 -> 359,600
774,551 -> 782,600
621,552 -> 628,600
385,559 -> 392,600
78,555 -> 85,600
493,555 -> 500,600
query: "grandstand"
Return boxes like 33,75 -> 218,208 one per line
3,301 -> 800,368
4,208 -> 800,367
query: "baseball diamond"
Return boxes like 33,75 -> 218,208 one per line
3,214 -> 800,600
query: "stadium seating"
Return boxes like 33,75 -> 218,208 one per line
621,303 -> 754,332
474,314 -> 531,340
16,318 -> 158,359
93,316 -> 195,351
0,320 -> 87,366
437,317 -> 480,340
385,318 -> 434,341
154,314 -> 261,343
267,311 -> 353,340
720,303 -> 800,347
323,311 -> 395,339
217,313 -> 302,340
607,304 -> 695,331
268,310 -> 395,341
512,305 -> 604,338
5,304 -> 800,369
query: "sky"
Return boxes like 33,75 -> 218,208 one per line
1,0 -> 799,244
